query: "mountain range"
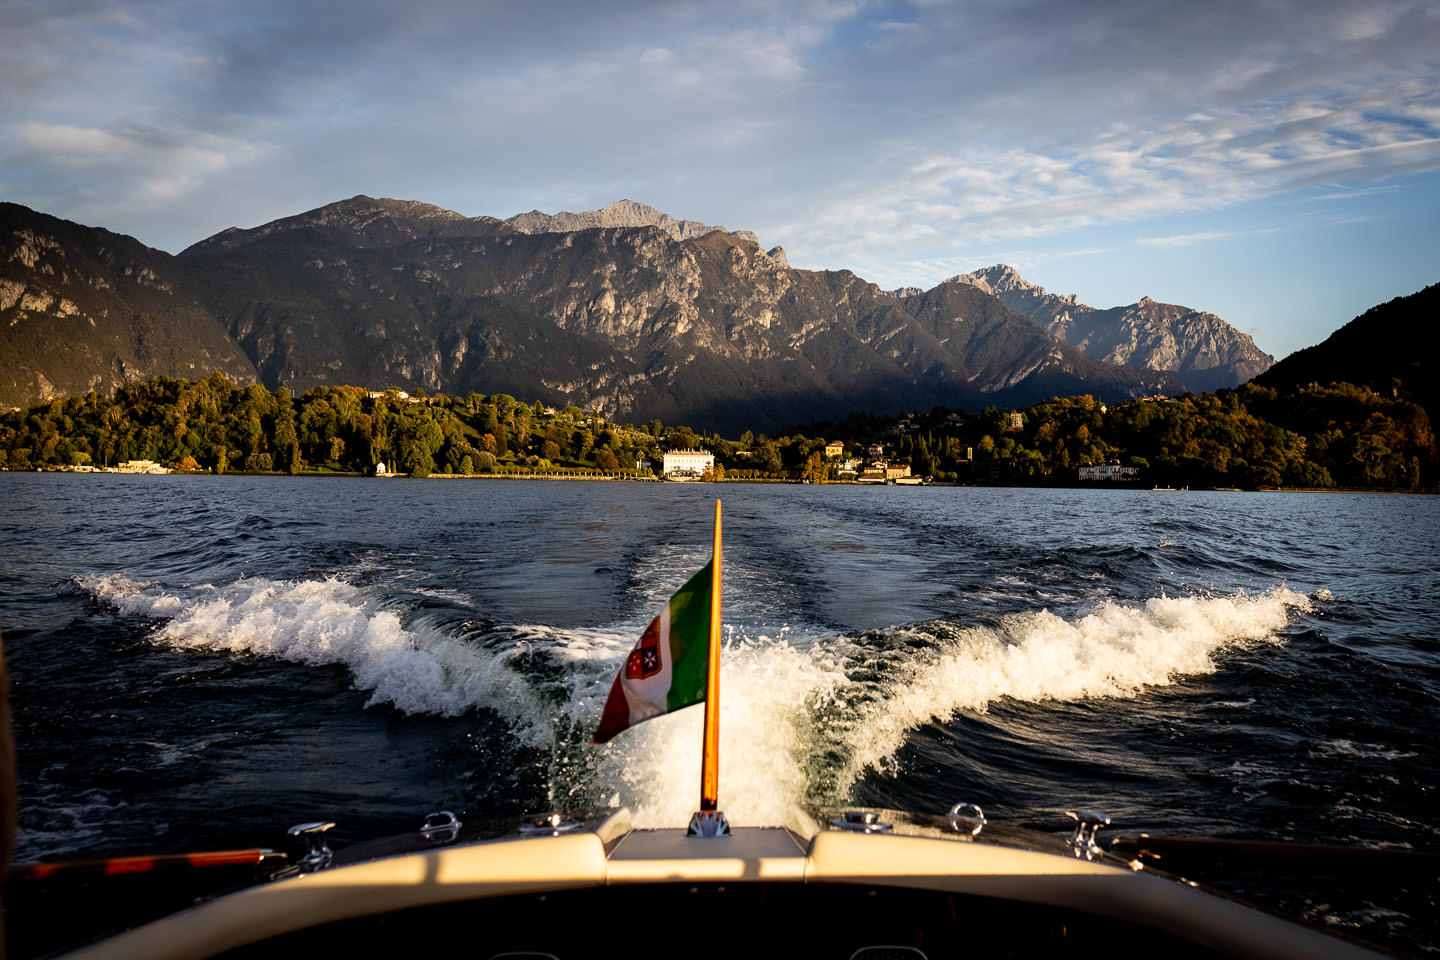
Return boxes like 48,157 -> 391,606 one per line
5,197 -> 1269,432
950,265 -> 1273,394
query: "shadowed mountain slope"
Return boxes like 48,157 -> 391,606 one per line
1255,282 -> 1438,413
0,203 -> 258,408
5,198 -> 1184,430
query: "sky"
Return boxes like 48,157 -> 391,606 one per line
3,0 -> 1438,360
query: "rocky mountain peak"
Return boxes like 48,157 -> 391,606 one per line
181,195 -> 503,256
953,263 -> 1038,296
949,265 -> 1086,312
504,199 -> 760,245
947,265 -> 1271,393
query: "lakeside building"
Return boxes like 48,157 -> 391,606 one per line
366,390 -> 422,405
662,449 -> 715,480
1078,462 -> 1138,481
824,441 -> 844,459
113,460 -> 170,474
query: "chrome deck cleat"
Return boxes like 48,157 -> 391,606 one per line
831,810 -> 893,834
1067,810 -> 1112,860
287,820 -> 336,873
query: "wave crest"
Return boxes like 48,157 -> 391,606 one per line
78,573 -> 551,740
78,574 -> 1312,826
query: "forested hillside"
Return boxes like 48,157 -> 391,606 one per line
0,373 -> 666,478
2,374 -> 1432,490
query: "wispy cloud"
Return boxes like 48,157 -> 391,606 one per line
1137,231 -> 1242,249
0,0 -> 1437,319
1136,227 -> 1291,249
779,75 -> 1440,284
1307,184 -> 1403,202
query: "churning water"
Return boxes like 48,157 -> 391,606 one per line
2,476 -> 1436,954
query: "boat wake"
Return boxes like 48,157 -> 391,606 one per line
79,573 -> 1313,828
78,574 -> 556,739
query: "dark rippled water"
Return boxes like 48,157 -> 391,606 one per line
2,475 -> 1437,955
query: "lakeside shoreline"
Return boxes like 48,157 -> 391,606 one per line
6,468 -> 1433,494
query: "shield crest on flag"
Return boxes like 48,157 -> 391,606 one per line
625,620 -> 663,679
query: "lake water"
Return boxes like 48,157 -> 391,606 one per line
1,475 -> 1436,954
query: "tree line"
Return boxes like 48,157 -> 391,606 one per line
0,374 -> 666,478
0,373 -> 1433,490
806,381 -> 1433,489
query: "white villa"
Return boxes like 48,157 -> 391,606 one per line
662,449 -> 715,480
113,460 -> 170,474
1078,462 -> 1138,481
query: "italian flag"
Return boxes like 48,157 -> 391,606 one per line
591,560 -> 714,744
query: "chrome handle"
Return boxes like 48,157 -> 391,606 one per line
420,810 -> 461,844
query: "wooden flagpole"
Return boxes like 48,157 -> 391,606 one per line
699,499 -> 723,812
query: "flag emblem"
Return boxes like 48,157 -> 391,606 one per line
592,560 -> 714,744
626,626 -> 662,679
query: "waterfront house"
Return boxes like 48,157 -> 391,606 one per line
662,449 -> 715,480
1078,462 -> 1138,481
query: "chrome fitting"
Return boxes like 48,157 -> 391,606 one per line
831,810 -> 893,834
687,809 -> 732,838
947,802 -> 986,837
287,820 -> 336,873
1067,809 -> 1112,860
519,812 -> 582,837
420,810 -> 461,844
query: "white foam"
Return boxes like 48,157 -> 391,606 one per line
81,574 -> 1314,829
575,587 -> 1313,825
831,587 -> 1312,789
563,632 -> 847,828
79,573 -> 553,742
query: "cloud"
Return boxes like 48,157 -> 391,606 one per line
772,73 -> 1440,284
8,117 -> 262,219
1138,230 -> 1249,249
0,0 -> 1437,274
14,123 -> 121,155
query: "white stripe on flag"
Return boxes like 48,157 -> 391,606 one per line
621,600 -> 675,724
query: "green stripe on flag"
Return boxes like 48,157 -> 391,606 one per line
664,559 -> 713,711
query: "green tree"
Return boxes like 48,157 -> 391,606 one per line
273,387 -> 303,474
